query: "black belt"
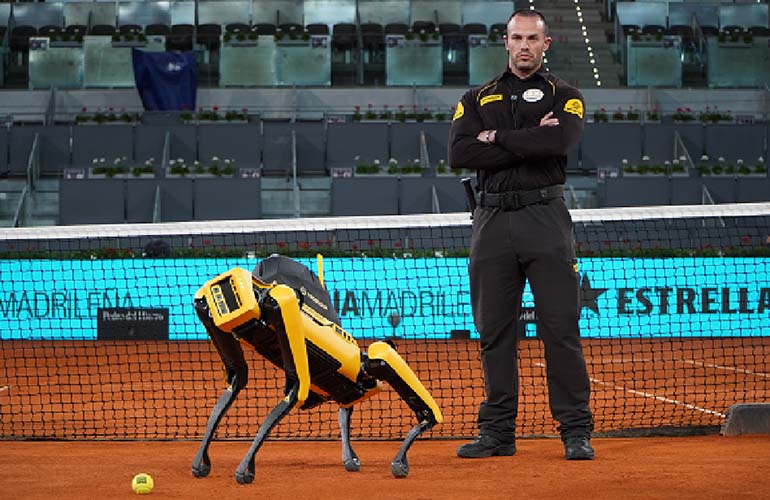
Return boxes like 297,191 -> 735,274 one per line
478,185 -> 564,211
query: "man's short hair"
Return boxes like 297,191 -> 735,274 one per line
507,8 -> 549,37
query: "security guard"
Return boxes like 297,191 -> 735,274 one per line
449,9 -> 595,461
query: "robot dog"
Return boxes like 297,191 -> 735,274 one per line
191,254 -> 442,482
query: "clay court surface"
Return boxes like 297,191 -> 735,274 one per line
2,436 -> 770,500
2,338 -> 769,499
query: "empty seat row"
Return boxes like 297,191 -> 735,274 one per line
2,21 -> 507,43
622,24 -> 770,38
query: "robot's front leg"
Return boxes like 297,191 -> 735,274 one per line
235,381 -> 299,484
366,341 -> 443,478
338,406 -> 360,472
192,298 -> 248,479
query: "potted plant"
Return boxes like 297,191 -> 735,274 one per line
168,158 -> 191,177
672,107 -> 695,122
364,104 -> 377,120
395,105 -> 407,122
593,108 -> 608,123
378,105 -> 392,121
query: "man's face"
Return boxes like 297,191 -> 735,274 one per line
505,15 -> 551,76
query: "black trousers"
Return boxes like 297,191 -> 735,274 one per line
469,197 -> 593,441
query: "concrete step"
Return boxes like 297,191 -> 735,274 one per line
261,176 -> 331,191
0,191 -> 22,219
29,191 -> 59,217
260,189 -> 331,218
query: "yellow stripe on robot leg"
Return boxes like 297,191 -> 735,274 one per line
270,284 -> 311,405
367,341 -> 443,425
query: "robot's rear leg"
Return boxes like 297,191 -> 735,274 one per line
390,420 -> 434,478
366,341 -> 443,478
235,381 -> 299,484
338,406 -> 360,472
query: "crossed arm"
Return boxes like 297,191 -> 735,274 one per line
448,89 -> 584,171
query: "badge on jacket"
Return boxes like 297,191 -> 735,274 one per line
522,88 -> 544,102
563,98 -> 584,119
453,102 -> 464,120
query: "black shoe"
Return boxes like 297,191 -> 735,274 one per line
564,436 -> 595,460
457,435 -> 516,459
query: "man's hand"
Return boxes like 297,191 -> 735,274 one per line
540,111 -> 559,127
477,111 -> 558,144
477,130 -> 496,143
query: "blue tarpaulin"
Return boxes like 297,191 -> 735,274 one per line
132,49 -> 197,111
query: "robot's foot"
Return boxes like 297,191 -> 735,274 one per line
343,457 -> 361,472
390,459 -> 409,478
191,461 -> 211,478
235,469 -> 255,484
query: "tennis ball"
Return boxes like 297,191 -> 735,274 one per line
131,473 -> 154,495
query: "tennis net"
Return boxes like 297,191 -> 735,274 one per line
1,202 -> 769,440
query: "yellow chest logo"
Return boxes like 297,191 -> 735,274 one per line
563,99 -> 584,119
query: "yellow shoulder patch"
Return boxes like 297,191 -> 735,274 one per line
564,98 -> 584,119
453,101 -> 464,121
480,94 -> 503,106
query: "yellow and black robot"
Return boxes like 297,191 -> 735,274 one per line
191,254 -> 442,483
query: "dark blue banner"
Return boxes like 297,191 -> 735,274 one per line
132,49 -> 197,111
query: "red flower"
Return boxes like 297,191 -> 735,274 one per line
82,107 -> 87,112
213,106 -> 219,111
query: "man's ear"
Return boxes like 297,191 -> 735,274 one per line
543,36 -> 552,52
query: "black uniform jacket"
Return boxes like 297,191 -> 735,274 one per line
448,66 -> 585,193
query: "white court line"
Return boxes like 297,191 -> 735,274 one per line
679,359 -> 770,379
590,377 -> 726,418
585,358 -> 654,364
535,363 -> 726,418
